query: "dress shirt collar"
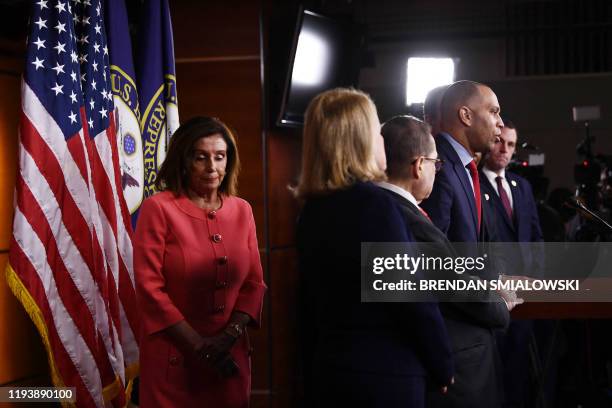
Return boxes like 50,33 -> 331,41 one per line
482,166 -> 506,187
441,132 -> 475,168
376,181 -> 420,207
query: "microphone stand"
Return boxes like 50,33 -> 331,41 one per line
566,198 -> 612,232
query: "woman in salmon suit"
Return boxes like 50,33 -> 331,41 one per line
134,116 -> 266,407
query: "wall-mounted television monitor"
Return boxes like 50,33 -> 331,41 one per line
277,9 -> 357,127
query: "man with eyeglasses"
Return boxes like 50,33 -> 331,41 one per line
377,115 -> 442,212
379,114 -> 511,408
419,80 -> 517,408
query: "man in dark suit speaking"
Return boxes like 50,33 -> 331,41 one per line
379,114 -> 516,408
421,80 -> 503,246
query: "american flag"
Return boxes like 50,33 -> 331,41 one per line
7,0 -> 139,406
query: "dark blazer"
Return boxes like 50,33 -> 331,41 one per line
421,134 -> 504,278
421,134 -> 496,244
383,188 -> 508,408
297,182 -> 453,407
480,170 -> 544,276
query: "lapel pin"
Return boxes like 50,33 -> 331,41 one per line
484,193 -> 490,200
511,180 -> 517,187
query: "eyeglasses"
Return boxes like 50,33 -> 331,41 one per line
412,157 -> 444,173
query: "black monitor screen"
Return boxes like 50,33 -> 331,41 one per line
277,10 -> 352,127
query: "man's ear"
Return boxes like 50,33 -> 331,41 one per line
412,157 -> 423,179
458,106 -> 472,127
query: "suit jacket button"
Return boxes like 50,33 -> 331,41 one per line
212,233 -> 222,243
169,356 -> 179,366
218,256 -> 228,265
208,211 -> 216,219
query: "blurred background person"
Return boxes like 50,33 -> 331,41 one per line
134,116 -> 267,408
423,84 -> 450,137
380,115 -> 510,408
295,88 -> 453,408
481,120 -> 543,248
481,120 -> 544,408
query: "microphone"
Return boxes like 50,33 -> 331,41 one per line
520,142 -> 538,150
564,197 -> 612,232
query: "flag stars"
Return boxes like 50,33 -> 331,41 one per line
78,53 -> 88,64
92,61 -> 98,71
70,50 -> 78,63
52,62 -> 65,75
95,3 -> 100,16
54,22 -> 66,34
88,118 -> 94,128
68,111 -> 77,124
78,35 -> 89,45
33,37 -> 46,49
55,1 -> 66,13
94,24 -> 101,35
99,107 -> 107,119
70,70 -> 77,82
91,79 -> 97,90
31,57 -> 44,70
69,90 -> 78,103
53,41 -> 66,54
81,16 -> 91,26
93,42 -> 100,53
89,98 -> 95,110
51,82 -> 64,95
36,0 -> 48,9
73,14 -> 80,24
101,89 -> 108,100
103,45 -> 108,55
34,17 -> 47,30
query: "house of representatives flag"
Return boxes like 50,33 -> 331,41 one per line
137,0 -> 179,203
7,0 -> 139,406
104,0 -> 143,226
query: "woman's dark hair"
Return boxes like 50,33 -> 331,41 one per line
155,116 -> 240,195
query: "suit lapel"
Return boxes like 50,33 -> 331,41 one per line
481,172 -> 515,232
437,136 -> 479,232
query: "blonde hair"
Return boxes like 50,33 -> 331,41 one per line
295,88 -> 385,198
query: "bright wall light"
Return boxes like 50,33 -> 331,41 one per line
292,30 -> 329,86
406,57 -> 454,105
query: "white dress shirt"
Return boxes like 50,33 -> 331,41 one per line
482,167 -> 514,209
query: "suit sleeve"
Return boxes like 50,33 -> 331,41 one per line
366,192 -> 454,386
422,168 -> 454,235
233,203 -> 267,328
444,294 -> 509,330
134,198 -> 185,335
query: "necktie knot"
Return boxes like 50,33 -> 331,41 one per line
467,160 -> 478,175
